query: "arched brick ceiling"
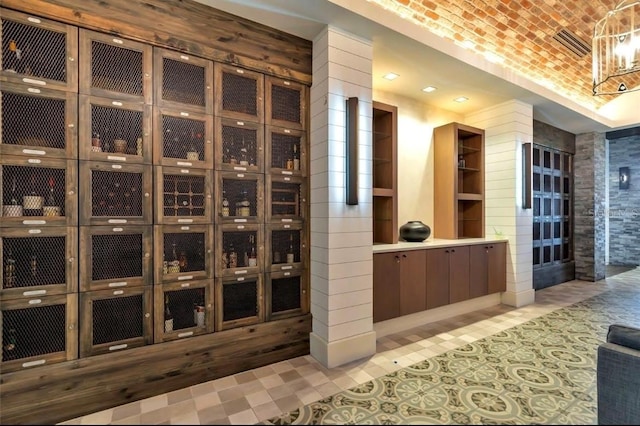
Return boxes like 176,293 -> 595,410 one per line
369,0 -> 639,111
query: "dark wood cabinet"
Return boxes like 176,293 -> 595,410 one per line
399,250 -> 427,316
426,246 -> 470,308
373,252 -> 400,322
469,242 -> 507,298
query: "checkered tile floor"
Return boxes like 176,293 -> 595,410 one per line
59,267 -> 639,425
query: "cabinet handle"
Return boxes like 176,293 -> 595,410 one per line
395,255 -> 400,262
451,249 -> 455,253
402,254 -> 407,258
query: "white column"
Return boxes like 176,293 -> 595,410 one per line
466,100 -> 535,307
308,26 -> 376,368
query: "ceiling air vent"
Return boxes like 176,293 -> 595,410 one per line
553,29 -> 591,58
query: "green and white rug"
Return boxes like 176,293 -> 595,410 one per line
264,284 -> 640,425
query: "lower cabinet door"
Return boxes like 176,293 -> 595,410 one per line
373,252 -> 400,322
399,250 -> 426,315
448,246 -> 470,304
426,248 -> 450,309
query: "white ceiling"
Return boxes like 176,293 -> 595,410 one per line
199,0 -> 638,135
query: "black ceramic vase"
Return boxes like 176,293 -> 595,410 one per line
399,220 -> 431,242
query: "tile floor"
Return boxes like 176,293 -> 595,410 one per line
59,266 -> 640,425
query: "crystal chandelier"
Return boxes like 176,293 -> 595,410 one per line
592,0 -> 640,95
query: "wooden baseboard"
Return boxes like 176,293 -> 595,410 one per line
0,314 -> 311,425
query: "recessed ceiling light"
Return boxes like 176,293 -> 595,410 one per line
422,86 -> 437,93
454,96 -> 469,103
383,72 -> 399,81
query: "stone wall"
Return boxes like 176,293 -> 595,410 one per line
608,135 -> 640,266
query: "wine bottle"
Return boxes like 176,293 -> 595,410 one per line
4,247 -> 17,288
9,176 -> 18,206
293,143 -> 300,171
248,235 -> 257,267
222,190 -> 230,217
228,242 -> 238,268
30,245 -> 37,278
239,137 -> 249,166
46,177 -> 56,206
164,294 -> 174,332
4,328 -> 17,356
287,234 -> 295,263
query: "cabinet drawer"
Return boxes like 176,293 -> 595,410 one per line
215,274 -> 263,331
266,271 -> 308,321
154,166 -> 213,225
265,76 -> 306,131
154,224 -> 213,284
265,125 -> 306,177
214,63 -> 264,124
266,175 -> 306,223
215,223 -> 262,278
266,223 -> 305,274
215,116 -> 264,173
215,171 -> 264,224
153,107 -> 213,169
1,293 -> 78,372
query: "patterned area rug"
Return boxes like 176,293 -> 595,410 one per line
264,282 -> 640,425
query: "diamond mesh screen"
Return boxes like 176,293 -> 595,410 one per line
91,234 -> 142,281
271,230 -> 299,264
162,174 -> 205,217
222,179 -> 257,218
2,303 -> 65,361
163,287 -> 206,331
90,105 -> 143,156
2,236 -> 65,289
92,294 -> 143,345
221,72 -> 257,115
271,276 -> 301,313
91,170 -> 143,217
2,165 -> 66,217
1,18 -> 67,81
91,40 -> 143,96
1,91 -> 66,149
271,181 -> 301,217
271,85 -> 300,124
162,58 -> 205,107
221,231 -> 257,269
222,279 -> 257,322
163,233 -> 206,273
270,133 -> 301,170
221,124 -> 258,167
161,116 -> 205,160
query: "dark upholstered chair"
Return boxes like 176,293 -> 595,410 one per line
597,324 -> 640,425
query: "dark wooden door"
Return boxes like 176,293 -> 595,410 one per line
448,246 -> 470,303
373,252 -> 400,322
399,250 -> 427,315
469,244 -> 489,298
488,243 -> 507,294
426,248 -> 450,309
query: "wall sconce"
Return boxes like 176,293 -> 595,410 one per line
345,97 -> 358,205
619,167 -> 630,189
522,143 -> 532,209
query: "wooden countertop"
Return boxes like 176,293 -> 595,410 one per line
373,237 -> 508,253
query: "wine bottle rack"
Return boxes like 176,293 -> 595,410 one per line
265,125 -> 306,176
265,76 -> 306,131
214,62 -> 264,123
1,227 -> 77,300
79,225 -> 152,291
215,117 -> 264,173
0,156 -> 77,227
267,223 -> 304,273
79,286 -> 152,357
266,175 -> 305,223
266,271 -> 308,321
78,161 -> 152,226
154,225 -> 213,284
153,47 -> 213,114
153,107 -> 213,169
0,82 -> 78,159
153,280 -> 213,343
215,274 -> 263,331
79,29 -> 152,103
0,8 -> 78,92
79,95 -> 152,163
215,171 -> 263,224
154,167 -> 212,224
1,293 -> 78,373
216,223 -> 262,278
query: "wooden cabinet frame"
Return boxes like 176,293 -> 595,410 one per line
372,101 -> 398,244
79,29 -> 153,104
154,166 -> 213,225
78,161 -> 152,226
215,171 -> 264,225
0,82 -> 78,159
265,125 -> 307,177
214,62 -> 264,123
153,47 -> 214,114
266,222 -> 305,273
0,293 -> 78,373
265,174 -> 306,223
153,279 -> 214,343
215,223 -> 263,278
265,76 -> 307,131
79,286 -> 153,357
0,8 -> 78,92
214,116 -> 265,173
1,155 -> 78,227
79,95 -> 152,163
1,226 -> 78,300
154,224 -> 214,284
265,271 -> 309,321
215,274 -> 264,331
79,225 -> 153,291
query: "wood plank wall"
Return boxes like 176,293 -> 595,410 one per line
1,0 -> 313,85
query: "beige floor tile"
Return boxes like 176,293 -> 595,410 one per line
141,394 -> 169,413
227,408 -> 258,425
252,401 -> 283,422
246,389 -> 273,407
193,392 -> 221,411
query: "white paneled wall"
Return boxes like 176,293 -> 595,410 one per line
466,100 -> 535,307
309,26 -> 376,368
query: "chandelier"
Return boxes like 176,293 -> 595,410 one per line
592,0 -> 640,95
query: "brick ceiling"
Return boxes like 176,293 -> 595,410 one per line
369,0 -> 639,111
